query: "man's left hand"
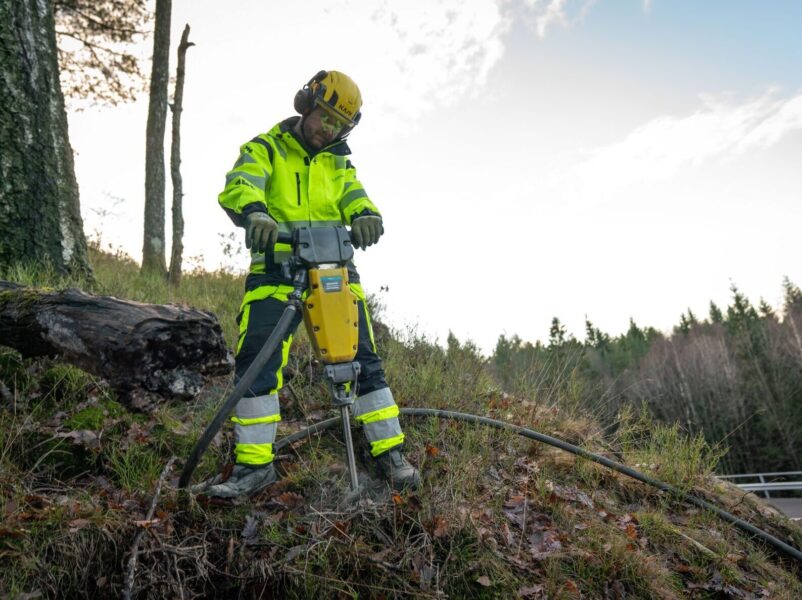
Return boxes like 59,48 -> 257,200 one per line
351,216 -> 383,248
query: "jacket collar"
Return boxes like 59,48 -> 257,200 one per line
275,116 -> 352,157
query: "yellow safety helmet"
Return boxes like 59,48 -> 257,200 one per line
294,70 -> 362,133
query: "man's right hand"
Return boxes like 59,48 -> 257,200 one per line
245,213 -> 279,253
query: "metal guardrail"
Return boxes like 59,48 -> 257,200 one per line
718,471 -> 802,498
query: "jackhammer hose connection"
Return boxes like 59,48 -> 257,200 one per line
273,407 -> 802,567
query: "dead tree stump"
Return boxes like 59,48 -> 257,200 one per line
0,281 -> 233,410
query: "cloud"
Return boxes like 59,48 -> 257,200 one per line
348,0 -> 510,130
564,89 -> 802,199
521,0 -> 597,38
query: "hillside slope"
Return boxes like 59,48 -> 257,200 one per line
1,248 -> 801,598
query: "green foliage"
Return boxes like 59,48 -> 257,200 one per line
39,364 -> 95,406
615,406 -> 726,491
104,440 -> 163,491
0,347 -> 30,392
782,276 -> 802,311
709,301 -> 724,323
383,326 -> 498,412
491,280 -> 802,475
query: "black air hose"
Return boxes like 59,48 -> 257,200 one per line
273,407 -> 802,566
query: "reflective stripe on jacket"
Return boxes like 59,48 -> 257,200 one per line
218,117 -> 380,272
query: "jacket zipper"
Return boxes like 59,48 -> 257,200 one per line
295,172 -> 301,206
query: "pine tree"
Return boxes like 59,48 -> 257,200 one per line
709,301 -> 724,323
758,298 -> 776,320
548,317 -> 567,347
782,277 -> 802,312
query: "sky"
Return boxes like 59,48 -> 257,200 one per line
67,0 -> 802,354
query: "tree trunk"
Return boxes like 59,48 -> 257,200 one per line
0,0 -> 91,277
0,281 -> 233,411
141,0 -> 172,276
168,24 -> 194,286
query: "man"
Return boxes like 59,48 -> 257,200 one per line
204,70 -> 420,498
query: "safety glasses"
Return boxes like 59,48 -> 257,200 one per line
316,102 -> 355,134
319,112 -> 347,134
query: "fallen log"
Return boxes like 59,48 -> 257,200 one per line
0,281 -> 233,410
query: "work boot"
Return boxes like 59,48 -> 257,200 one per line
375,448 -> 420,491
193,463 -> 277,498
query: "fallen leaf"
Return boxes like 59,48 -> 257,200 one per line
275,492 -> 304,508
563,580 -> 579,593
325,520 -> 350,539
425,444 -> 440,457
414,560 -> 436,590
608,580 -> 625,599
68,518 -> 91,532
504,495 -> 526,508
428,516 -> 448,538
369,547 -> 393,562
24,495 -> 51,510
3,498 -> 17,517
500,522 -> 515,546
624,522 -> 637,540
546,481 -> 593,509
517,584 -> 545,598
476,575 -> 492,587
513,456 -> 540,475
528,528 -> 563,559
241,515 -> 259,542
132,518 -> 161,528
45,411 -> 68,427
285,545 -> 306,562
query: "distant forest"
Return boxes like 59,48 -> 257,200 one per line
490,278 -> 802,475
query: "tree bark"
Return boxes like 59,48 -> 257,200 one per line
141,0 -> 172,276
0,0 -> 92,277
0,281 -> 233,410
168,24 -> 194,286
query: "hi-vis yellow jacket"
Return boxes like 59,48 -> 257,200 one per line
219,117 -> 380,273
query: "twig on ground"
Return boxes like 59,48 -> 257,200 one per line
122,456 -> 177,600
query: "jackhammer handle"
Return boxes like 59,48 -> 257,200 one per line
274,229 -> 358,247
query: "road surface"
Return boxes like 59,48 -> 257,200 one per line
768,498 -> 802,520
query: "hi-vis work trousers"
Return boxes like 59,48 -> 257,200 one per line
232,282 -> 404,466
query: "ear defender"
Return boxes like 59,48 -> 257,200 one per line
294,70 -> 328,115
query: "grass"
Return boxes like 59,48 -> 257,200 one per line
1,248 -> 801,598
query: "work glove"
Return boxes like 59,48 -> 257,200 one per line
245,212 -> 278,253
350,215 -> 383,249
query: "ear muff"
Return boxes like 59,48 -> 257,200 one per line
293,70 -> 328,115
